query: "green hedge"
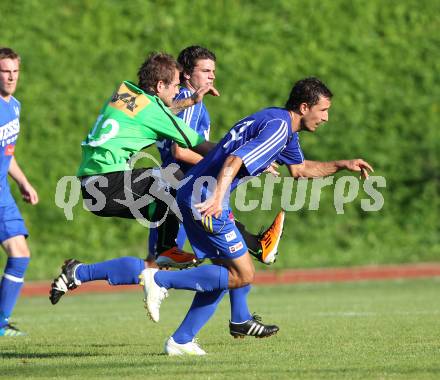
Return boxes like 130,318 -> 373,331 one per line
1,0 -> 439,279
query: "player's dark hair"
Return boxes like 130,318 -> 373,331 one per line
137,52 -> 182,92
0,47 -> 20,62
177,46 -> 216,83
285,77 -> 332,111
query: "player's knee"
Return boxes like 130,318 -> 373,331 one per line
240,259 -> 255,284
4,237 -> 31,258
227,270 -> 245,289
233,268 -> 254,288
11,245 -> 31,258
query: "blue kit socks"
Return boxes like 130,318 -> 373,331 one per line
0,257 -> 30,327
75,256 -> 144,285
154,264 -> 229,292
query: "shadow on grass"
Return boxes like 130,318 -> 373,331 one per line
0,350 -> 166,360
1,352 -> 107,359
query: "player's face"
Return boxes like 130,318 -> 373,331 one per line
187,59 -> 216,90
158,69 -> 180,106
300,96 -> 331,132
0,58 -> 20,99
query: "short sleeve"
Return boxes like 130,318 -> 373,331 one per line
232,119 -> 289,175
150,99 -> 205,148
171,117 -> 205,148
276,133 -> 305,165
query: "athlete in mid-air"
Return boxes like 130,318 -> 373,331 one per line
0,47 -> 39,337
139,77 -> 374,355
49,49 -> 282,327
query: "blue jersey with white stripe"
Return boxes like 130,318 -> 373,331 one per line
179,107 -> 304,204
156,87 -> 210,172
0,96 -> 21,206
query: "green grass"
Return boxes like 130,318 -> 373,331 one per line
1,279 -> 439,379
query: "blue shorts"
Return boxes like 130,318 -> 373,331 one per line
180,204 -> 248,261
0,202 -> 29,243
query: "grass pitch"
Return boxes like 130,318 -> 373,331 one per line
1,279 -> 439,379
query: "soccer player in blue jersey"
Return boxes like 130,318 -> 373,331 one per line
140,77 -> 374,355
151,45 -> 280,338
0,48 -> 39,337
152,45 -> 283,267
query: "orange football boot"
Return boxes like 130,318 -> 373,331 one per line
258,210 -> 285,264
155,247 -> 199,269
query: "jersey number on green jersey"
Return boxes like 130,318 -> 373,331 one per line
82,115 -> 119,147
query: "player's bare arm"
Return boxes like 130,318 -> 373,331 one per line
195,155 -> 243,218
264,162 -> 280,176
8,156 -> 39,205
169,84 -> 219,115
171,143 -> 204,166
190,141 -> 216,157
288,159 -> 373,179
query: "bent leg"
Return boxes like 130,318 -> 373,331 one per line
212,252 -> 255,289
154,264 -> 229,292
154,248 -> 255,292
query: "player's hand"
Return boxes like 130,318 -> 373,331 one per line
19,182 -> 39,205
191,85 -> 220,104
195,196 -> 222,218
344,159 -> 374,179
264,162 -> 280,176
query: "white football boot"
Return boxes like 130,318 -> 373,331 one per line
164,336 -> 206,356
139,268 -> 168,323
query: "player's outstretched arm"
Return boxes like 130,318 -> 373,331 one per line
169,85 -> 220,115
341,159 -> 374,179
8,156 -> 39,205
288,159 -> 373,179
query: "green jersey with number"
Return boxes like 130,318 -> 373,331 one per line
77,81 -> 205,176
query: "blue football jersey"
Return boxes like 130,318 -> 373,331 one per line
179,107 -> 304,204
156,87 -> 210,172
0,96 -> 21,206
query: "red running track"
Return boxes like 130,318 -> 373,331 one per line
21,263 -> 440,297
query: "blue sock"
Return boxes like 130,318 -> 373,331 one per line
148,228 -> 158,260
76,257 -> 144,285
173,290 -> 227,344
229,285 -> 252,323
0,257 -> 30,327
155,264 -> 229,292
176,224 -> 187,249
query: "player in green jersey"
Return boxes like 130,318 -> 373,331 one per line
77,81 -> 206,176
77,53 -> 215,264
